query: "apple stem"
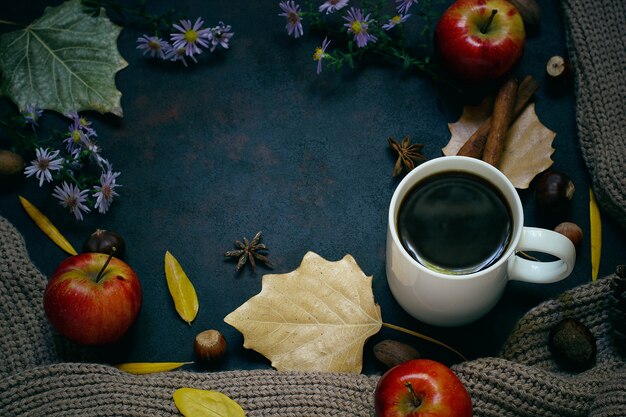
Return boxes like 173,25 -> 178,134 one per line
382,322 -> 468,361
95,247 -> 117,283
405,382 -> 422,408
480,9 -> 498,34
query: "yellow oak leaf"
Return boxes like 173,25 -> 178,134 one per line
443,100 -> 556,189
224,251 -> 382,373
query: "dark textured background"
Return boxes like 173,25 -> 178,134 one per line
1,0 -> 624,375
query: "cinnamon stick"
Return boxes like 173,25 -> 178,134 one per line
482,77 -> 518,166
457,75 -> 539,158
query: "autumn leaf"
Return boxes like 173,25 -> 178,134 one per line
19,195 -> 77,255
165,251 -> 199,325
224,251 -> 382,373
114,362 -> 193,375
590,188 -> 602,281
0,0 -> 128,116
173,388 -> 245,417
443,100 -> 556,189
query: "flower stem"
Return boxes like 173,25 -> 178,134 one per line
95,247 -> 117,283
0,19 -> 20,26
382,322 -> 468,361
480,9 -> 498,34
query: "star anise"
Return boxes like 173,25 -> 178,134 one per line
225,231 -> 274,272
388,136 -> 426,177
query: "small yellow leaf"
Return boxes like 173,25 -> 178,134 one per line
165,251 -> 199,324
114,361 -> 193,374
225,251 -> 382,373
590,188 -> 602,281
173,388 -> 245,417
19,195 -> 77,255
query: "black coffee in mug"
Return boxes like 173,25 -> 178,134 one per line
397,171 -> 512,274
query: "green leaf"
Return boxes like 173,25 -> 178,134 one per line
0,0 -> 128,117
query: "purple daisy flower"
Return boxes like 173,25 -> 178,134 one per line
166,46 -> 197,67
313,37 -> 331,74
22,104 -> 43,129
52,181 -> 91,221
208,22 -> 234,52
136,35 -> 170,59
279,1 -> 304,38
382,13 -> 411,30
93,166 -> 121,214
170,18 -> 211,57
24,148 -> 64,187
343,7 -> 377,48
395,0 -> 418,14
319,0 -> 349,14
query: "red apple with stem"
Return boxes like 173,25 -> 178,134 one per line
434,0 -> 526,83
44,249 -> 142,345
374,359 -> 472,417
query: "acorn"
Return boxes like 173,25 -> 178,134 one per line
82,229 -> 126,258
549,318 -> 597,371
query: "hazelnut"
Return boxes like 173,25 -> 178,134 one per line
554,222 -> 583,247
194,330 -> 227,363
82,229 -> 126,258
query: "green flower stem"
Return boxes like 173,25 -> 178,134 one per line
0,19 -> 20,26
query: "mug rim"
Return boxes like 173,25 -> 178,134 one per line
388,155 -> 524,281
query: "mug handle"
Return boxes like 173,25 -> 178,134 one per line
507,227 -> 576,283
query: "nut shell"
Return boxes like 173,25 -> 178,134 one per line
535,171 -> 575,212
82,229 -> 126,258
0,150 -> 25,177
373,339 -> 420,368
549,318 -> 597,371
194,330 -> 227,363
554,222 -> 583,247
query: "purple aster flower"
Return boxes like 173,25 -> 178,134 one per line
319,0 -> 349,14
67,112 -> 97,137
170,18 -> 211,57
136,35 -> 170,59
343,7 -> 378,48
93,167 -> 121,214
395,0 -> 418,14
52,182 -> 91,221
166,46 -> 197,67
382,13 -> 411,30
279,1 -> 304,39
313,37 -> 331,74
208,22 -> 234,52
22,105 -> 43,129
24,148 -> 64,186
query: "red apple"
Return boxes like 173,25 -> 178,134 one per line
374,359 -> 472,417
44,253 -> 142,345
434,0 -> 525,83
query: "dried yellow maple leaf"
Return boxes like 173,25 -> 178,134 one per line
443,100 -> 556,189
224,251 -> 382,373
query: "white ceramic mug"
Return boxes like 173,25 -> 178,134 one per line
386,156 -> 576,326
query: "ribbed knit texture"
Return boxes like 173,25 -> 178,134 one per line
2,0 -> 626,414
562,0 -> 626,229
1,217 -> 626,416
